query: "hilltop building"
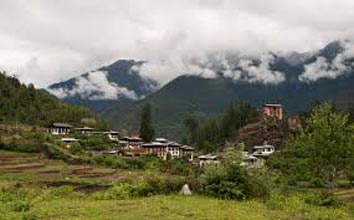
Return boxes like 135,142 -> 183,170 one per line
263,104 -> 284,120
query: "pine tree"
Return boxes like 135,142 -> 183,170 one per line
140,103 -> 155,142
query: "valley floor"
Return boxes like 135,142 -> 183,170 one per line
1,151 -> 354,220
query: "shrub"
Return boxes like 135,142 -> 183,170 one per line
199,149 -> 270,200
304,192 -> 343,208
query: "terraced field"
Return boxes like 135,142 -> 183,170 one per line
0,151 -> 144,191
1,151 -> 354,219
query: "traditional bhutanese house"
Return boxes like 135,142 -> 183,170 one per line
252,143 -> 275,157
167,142 -> 181,159
241,152 -> 263,168
263,104 -> 284,120
48,123 -> 73,135
155,138 -> 183,159
141,138 -> 194,161
198,154 -> 219,167
251,143 -> 275,167
104,131 -> 120,141
61,137 -> 79,148
179,145 -> 195,161
142,142 -> 168,160
75,126 -> 95,135
119,135 -> 142,148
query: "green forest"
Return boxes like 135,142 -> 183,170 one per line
0,71 -> 104,127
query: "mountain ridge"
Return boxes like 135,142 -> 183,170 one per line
47,40 -> 354,139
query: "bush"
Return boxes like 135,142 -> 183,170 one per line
153,158 -> 195,176
199,149 -> 270,200
92,155 -> 160,170
94,172 -> 185,200
304,192 -> 343,207
0,141 -> 39,153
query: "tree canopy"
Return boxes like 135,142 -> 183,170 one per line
140,103 -> 155,142
0,71 -> 105,127
269,102 -> 354,191
185,101 -> 259,152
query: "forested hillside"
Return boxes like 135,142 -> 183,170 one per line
0,71 -> 103,127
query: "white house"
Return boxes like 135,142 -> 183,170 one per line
198,154 -> 219,167
252,144 -> 275,157
61,137 -> 79,148
75,127 -> 94,135
141,138 -> 194,161
104,131 -> 120,141
179,145 -> 195,161
48,123 -> 72,135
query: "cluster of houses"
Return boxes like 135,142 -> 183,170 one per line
198,142 -> 276,168
47,123 -> 194,161
48,103 -> 292,167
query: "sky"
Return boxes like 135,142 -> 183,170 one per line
1,0 -> 354,87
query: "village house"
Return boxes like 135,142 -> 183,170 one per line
241,142 -> 276,168
198,154 -> 219,167
48,123 -> 73,135
241,153 -> 259,167
263,104 -> 284,120
142,141 -> 169,160
104,131 -> 120,141
141,138 -> 194,161
119,135 -> 143,148
179,145 -> 195,161
61,137 -> 79,148
75,126 -> 95,135
252,143 -> 275,157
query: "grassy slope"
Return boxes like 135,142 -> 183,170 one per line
1,195 -> 353,220
0,152 -> 354,220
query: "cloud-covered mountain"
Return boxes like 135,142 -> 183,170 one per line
47,60 -> 160,112
101,40 -> 354,139
47,40 -> 354,139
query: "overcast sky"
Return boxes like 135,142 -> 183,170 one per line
1,0 -> 354,87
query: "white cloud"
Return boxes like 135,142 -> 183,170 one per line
48,71 -> 138,100
237,54 -> 285,84
299,41 -> 354,81
0,0 -> 354,86
139,52 -> 285,84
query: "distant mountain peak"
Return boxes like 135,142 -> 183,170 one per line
47,59 -> 160,101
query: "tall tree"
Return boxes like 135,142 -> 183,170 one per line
184,117 -> 199,145
140,103 -> 155,142
270,102 -> 354,191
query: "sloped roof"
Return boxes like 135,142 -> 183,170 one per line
51,123 -> 73,128
180,145 -> 194,151
75,126 -> 94,131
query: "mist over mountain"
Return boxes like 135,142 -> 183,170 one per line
47,40 -> 354,139
47,60 -> 160,112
